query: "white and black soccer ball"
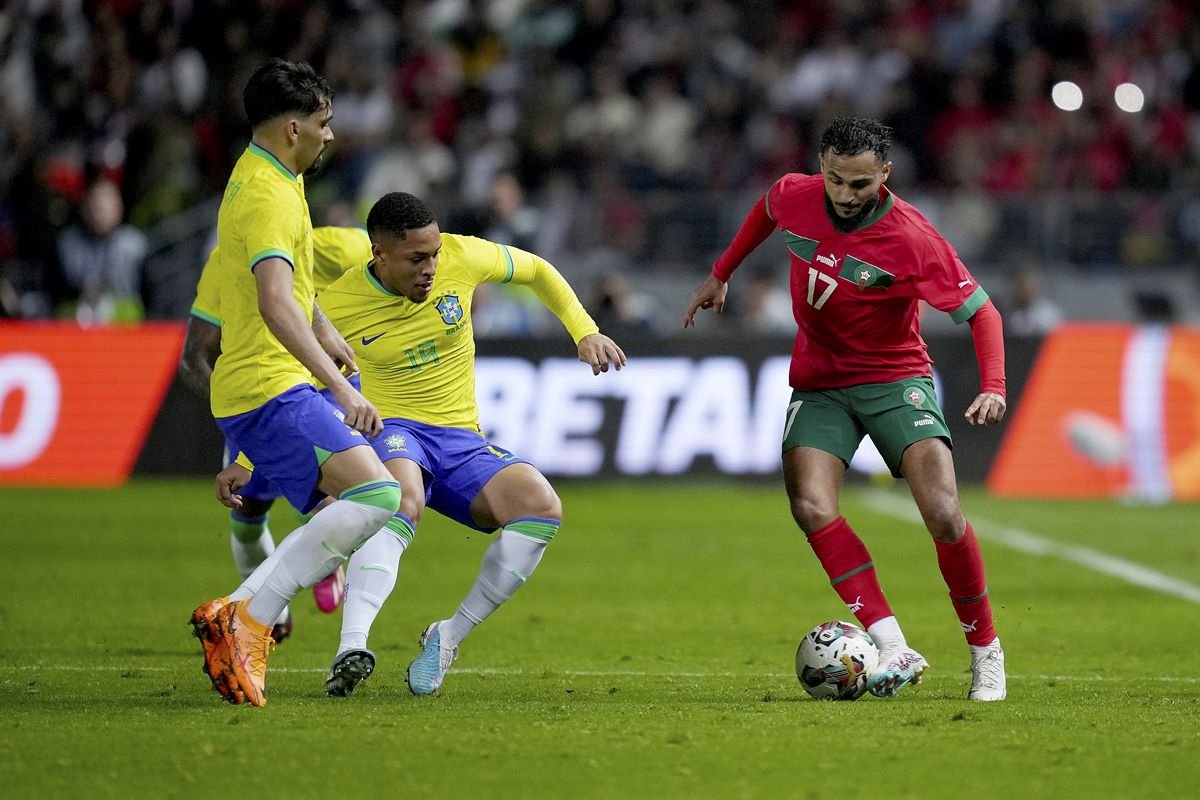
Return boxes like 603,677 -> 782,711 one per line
795,620 -> 879,700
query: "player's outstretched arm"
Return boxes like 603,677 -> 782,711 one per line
682,275 -> 729,328
179,316 -> 221,399
964,299 -> 1007,427
577,333 -> 627,375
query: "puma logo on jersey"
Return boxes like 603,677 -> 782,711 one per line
816,253 -> 841,269
958,279 -> 973,288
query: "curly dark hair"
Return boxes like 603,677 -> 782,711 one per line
243,59 -> 333,128
367,192 -> 437,241
819,116 -> 894,163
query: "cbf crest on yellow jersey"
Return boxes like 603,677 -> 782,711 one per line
319,233 -> 598,430
209,143 -> 316,417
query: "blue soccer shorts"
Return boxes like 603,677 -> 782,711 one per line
217,383 -> 368,514
222,375 -> 362,505
370,418 -> 530,531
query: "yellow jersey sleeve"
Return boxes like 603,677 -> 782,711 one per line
190,247 -> 222,327
208,144 -> 316,417
312,227 -> 373,292
502,244 -> 599,343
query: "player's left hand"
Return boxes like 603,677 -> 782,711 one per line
682,275 -> 729,328
216,463 -> 253,509
965,392 -> 1006,426
578,333 -> 627,375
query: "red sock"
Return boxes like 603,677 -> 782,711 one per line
806,516 -> 892,628
934,522 -> 997,647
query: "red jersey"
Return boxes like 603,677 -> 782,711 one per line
714,173 -> 990,391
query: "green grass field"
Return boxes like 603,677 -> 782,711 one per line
1,479 -> 1197,799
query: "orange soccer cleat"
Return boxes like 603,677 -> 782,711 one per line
189,596 -> 243,704
216,600 -> 275,708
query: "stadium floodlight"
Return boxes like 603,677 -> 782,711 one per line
1114,82 -> 1145,113
1051,81 -> 1083,111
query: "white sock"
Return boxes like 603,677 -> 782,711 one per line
867,616 -> 906,653
439,526 -> 552,648
245,497 -> 395,626
229,525 -> 304,601
338,522 -> 412,653
230,528 -> 274,578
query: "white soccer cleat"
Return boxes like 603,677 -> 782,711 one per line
968,638 -> 1006,701
867,646 -> 929,698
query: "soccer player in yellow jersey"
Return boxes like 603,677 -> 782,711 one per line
180,226 -> 374,642
317,192 -> 627,697
188,60 -> 400,708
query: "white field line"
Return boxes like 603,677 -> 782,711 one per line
859,489 -> 1200,605
3,664 -> 1199,683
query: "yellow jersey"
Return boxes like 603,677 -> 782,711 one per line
313,227 -> 372,292
191,226 -> 372,325
209,143 -> 315,417
318,233 -> 598,430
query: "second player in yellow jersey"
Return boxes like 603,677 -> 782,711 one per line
318,191 -> 626,698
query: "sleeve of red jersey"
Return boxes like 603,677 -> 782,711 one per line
710,179 -> 782,282
915,231 -> 988,321
967,299 -> 1006,397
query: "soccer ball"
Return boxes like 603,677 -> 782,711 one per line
795,620 -> 879,700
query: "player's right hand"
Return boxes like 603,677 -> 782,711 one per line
216,463 -> 253,509
577,333 -> 627,375
682,275 -> 729,328
335,385 -> 384,438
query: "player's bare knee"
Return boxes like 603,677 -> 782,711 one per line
400,496 -> 426,525
525,485 -> 562,521
923,503 -> 966,543
790,495 -> 837,534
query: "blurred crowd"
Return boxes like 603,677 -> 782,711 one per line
1,0 -> 1197,330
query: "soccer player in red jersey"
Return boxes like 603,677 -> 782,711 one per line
683,116 -> 1007,701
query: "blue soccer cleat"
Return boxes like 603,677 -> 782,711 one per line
867,645 -> 929,698
406,622 -> 458,696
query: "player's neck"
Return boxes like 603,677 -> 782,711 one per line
368,262 -> 401,297
249,135 -> 300,177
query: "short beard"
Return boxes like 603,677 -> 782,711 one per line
824,193 -> 878,233
303,150 -> 327,177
